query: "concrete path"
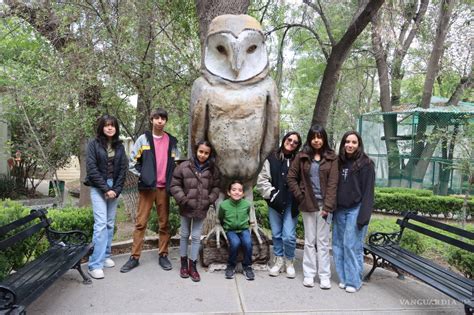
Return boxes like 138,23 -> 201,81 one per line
28,248 -> 465,314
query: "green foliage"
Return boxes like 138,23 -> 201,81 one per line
447,247 -> 474,279
0,200 -> 35,281
47,206 -> 94,242
374,189 -> 473,218
375,187 -> 433,196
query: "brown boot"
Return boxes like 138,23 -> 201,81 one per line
180,256 -> 189,278
188,258 -> 200,282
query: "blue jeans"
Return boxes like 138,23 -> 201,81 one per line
226,229 -> 252,268
88,179 -> 118,271
179,216 -> 204,261
268,205 -> 297,259
332,204 -> 368,290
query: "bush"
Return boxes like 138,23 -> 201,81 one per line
0,200 -> 35,281
447,247 -> 474,279
374,190 -> 473,218
47,206 -> 94,242
376,187 -> 433,197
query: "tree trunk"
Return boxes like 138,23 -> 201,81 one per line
391,0 -> 429,106
420,0 -> 455,108
447,70 -> 473,106
78,138 -> 91,206
311,0 -> 385,127
437,124 -> 459,195
372,12 -> 401,186
195,0 -> 250,68
133,2 -> 156,137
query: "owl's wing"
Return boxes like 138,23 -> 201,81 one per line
190,77 -> 209,147
261,78 -> 280,163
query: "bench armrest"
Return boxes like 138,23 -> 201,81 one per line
46,228 -> 89,246
367,231 -> 401,246
0,285 -> 17,310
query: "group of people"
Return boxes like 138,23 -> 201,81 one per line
84,107 -> 375,293
258,126 -> 375,293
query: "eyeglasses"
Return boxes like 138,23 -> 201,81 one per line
286,138 -> 299,146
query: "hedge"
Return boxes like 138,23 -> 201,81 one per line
374,188 -> 472,218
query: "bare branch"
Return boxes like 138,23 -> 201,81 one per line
302,0 -> 335,46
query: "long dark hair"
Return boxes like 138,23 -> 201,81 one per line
338,130 -> 372,170
275,131 -> 302,160
302,124 -> 332,156
194,140 -> 215,167
96,114 -> 122,149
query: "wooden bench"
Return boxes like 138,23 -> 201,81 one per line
364,211 -> 474,314
0,209 -> 92,314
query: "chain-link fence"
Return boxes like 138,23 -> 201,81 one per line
359,105 -> 473,195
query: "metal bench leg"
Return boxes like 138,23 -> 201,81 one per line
73,262 -> 92,285
392,266 -> 405,280
465,304 -> 473,315
363,252 -> 378,281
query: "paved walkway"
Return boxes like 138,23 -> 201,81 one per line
28,248 -> 464,314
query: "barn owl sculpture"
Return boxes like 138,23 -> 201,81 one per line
191,14 -> 280,248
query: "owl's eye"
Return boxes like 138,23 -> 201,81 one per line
247,45 -> 257,54
216,45 -> 227,55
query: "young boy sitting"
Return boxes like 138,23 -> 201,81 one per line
218,180 -> 255,281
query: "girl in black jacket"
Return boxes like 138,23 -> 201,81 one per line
84,115 -> 127,279
333,131 -> 375,293
256,131 -> 302,278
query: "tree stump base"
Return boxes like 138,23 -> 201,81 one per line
200,229 -> 270,267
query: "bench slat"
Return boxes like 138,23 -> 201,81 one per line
397,219 -> 474,252
369,243 -> 473,291
3,244 -> 91,306
366,244 -> 472,305
0,209 -> 47,236
404,213 -> 474,240
0,220 -> 50,251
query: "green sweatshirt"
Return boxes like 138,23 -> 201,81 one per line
218,198 -> 251,233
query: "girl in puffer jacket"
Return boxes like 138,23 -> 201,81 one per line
170,140 -> 220,282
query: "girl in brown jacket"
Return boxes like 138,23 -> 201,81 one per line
170,140 -> 220,282
287,125 -> 338,289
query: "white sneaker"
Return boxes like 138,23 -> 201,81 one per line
303,277 -> 315,287
320,278 -> 331,289
338,282 -> 346,289
88,268 -> 104,279
345,286 -> 357,293
103,258 -> 115,268
269,256 -> 284,277
285,258 -> 296,279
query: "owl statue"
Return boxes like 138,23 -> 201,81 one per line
191,14 -> 280,249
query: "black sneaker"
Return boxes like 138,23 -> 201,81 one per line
120,256 -> 139,273
159,255 -> 172,271
225,265 -> 235,279
243,266 -> 255,281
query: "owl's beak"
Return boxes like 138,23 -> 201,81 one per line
231,46 -> 243,77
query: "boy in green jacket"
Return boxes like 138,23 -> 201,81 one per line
218,180 -> 255,281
